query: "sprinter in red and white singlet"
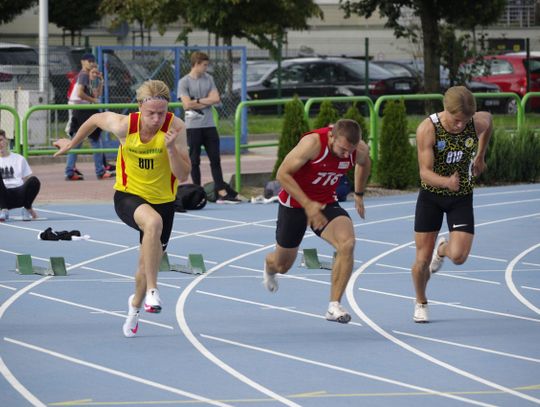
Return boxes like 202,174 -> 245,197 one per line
264,119 -> 371,324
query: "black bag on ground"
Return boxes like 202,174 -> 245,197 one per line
203,181 -> 238,202
174,184 -> 207,212
264,180 -> 281,199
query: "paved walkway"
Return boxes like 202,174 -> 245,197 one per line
30,148 -> 277,204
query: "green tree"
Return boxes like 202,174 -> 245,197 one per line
99,0 -> 180,47
0,0 -> 36,25
378,100 -> 416,189
174,0 -> 323,59
342,102 -> 370,185
313,100 -> 339,129
271,97 -> 309,179
339,0 -> 506,93
49,0 -> 102,45
173,0 -> 323,95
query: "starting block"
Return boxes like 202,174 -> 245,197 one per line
300,248 -> 336,270
160,252 -> 206,275
16,254 -> 67,276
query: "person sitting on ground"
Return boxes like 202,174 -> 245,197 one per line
0,129 -> 40,221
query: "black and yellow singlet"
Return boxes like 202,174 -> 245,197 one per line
421,113 -> 478,197
114,112 -> 177,204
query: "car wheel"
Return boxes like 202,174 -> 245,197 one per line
505,98 -> 518,114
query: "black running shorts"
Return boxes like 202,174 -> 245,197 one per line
114,191 -> 176,250
414,189 -> 474,234
275,202 -> 350,249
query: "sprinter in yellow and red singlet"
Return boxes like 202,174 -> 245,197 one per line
264,119 -> 371,324
54,80 -> 191,338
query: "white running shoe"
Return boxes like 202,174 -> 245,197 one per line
144,288 -> 162,313
122,294 -> 140,338
325,301 -> 352,323
429,236 -> 447,274
21,208 -> 32,221
414,302 -> 429,323
263,262 -> 278,293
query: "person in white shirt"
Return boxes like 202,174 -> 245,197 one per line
0,129 -> 40,221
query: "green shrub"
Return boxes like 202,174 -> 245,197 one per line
481,128 -> 540,184
313,100 -> 340,129
271,96 -> 310,179
342,102 -> 369,142
342,102 -> 370,186
378,99 -> 417,189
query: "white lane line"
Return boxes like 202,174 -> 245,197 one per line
358,287 -> 540,323
0,277 -> 51,405
3,337 -> 232,407
353,214 -> 414,227
28,292 -> 173,330
467,254 -> 508,263
346,239 -> 540,404
522,286 -> 540,292
393,331 -> 540,363
357,238 -> 400,246
196,290 -> 362,327
81,266 -> 182,289
176,244 -> 302,407
0,284 -> 16,291
201,334 -> 496,407
476,198 -> 540,208
475,188 -> 540,197
523,262 -> 540,267
198,234 -> 265,247
434,273 -> 500,285
0,356 -> 46,407
36,208 -> 125,225
505,243 -> 540,315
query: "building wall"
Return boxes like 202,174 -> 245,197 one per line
1,3 -> 539,60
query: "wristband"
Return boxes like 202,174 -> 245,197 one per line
354,191 -> 364,197
196,98 -> 200,104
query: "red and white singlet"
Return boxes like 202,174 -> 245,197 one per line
278,127 -> 356,208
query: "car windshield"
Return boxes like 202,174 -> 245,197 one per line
0,48 -> 38,65
344,59 -> 394,79
525,58 -> 540,74
233,62 -> 275,85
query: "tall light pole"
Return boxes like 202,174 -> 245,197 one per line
39,0 -> 49,101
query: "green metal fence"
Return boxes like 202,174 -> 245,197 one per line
6,91 -> 540,193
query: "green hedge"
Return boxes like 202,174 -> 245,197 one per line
271,96 -> 310,179
378,100 -> 417,189
480,128 -> 540,184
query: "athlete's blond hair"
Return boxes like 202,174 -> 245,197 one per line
443,86 -> 476,117
136,80 -> 170,104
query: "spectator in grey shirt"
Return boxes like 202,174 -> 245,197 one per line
177,51 -> 239,204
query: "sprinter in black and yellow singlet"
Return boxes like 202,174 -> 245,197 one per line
54,80 -> 191,337
412,86 -> 492,323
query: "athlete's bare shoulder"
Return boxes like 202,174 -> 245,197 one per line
473,111 -> 493,135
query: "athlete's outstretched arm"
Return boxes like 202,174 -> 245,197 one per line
53,112 -> 127,156
472,111 -> 493,176
166,117 -> 191,182
277,133 -> 327,230
354,140 -> 371,219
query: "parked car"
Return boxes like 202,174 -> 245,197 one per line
377,59 -> 503,112
231,57 -> 421,114
461,52 -> 540,113
372,60 -> 424,87
0,42 -> 40,90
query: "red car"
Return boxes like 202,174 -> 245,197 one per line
463,52 -> 540,113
